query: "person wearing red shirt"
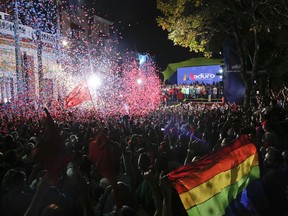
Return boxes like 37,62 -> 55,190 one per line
177,90 -> 184,102
168,87 -> 174,101
161,93 -> 169,106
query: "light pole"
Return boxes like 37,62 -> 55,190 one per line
36,30 -> 43,102
55,0 -> 63,103
13,0 -> 22,101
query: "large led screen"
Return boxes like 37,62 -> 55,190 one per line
177,65 -> 222,85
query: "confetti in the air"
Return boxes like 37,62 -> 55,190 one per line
0,0 -> 162,119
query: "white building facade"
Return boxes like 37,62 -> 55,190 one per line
0,5 -> 113,104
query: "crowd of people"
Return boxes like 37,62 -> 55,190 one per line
0,85 -> 288,216
161,83 -> 224,104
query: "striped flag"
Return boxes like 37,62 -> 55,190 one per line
167,135 -> 260,216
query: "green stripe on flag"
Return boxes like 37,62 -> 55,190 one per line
185,166 -> 260,216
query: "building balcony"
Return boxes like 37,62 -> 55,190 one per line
0,16 -> 57,45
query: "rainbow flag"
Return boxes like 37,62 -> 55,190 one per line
167,135 -> 260,216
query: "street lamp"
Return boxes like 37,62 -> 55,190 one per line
88,75 -> 101,89
62,39 -> 68,46
136,78 -> 142,85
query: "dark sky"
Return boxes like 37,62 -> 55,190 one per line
92,0 -> 196,70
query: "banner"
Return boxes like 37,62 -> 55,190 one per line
223,39 -> 246,104
177,65 -> 222,85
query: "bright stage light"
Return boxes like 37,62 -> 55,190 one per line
88,76 -> 101,88
219,68 -> 223,73
62,39 -> 68,46
136,78 -> 142,84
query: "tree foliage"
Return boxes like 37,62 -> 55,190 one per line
157,0 -> 288,106
157,0 -> 288,57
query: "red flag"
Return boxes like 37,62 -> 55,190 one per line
88,131 -> 121,181
32,108 -> 71,182
65,81 -> 91,108
88,130 -> 122,208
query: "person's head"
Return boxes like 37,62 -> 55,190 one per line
3,134 -> 15,151
130,134 -> 140,144
178,133 -> 189,147
0,151 -> 3,161
120,206 -> 137,216
227,127 -> 236,137
147,129 -> 157,139
99,178 -> 111,189
202,131 -> 210,141
10,169 -> 26,190
3,149 -> 17,164
30,136 -> 37,144
282,150 -> 288,165
41,186 -> 63,210
40,204 -> 65,216
113,182 -> 134,208
157,152 -> 169,172
264,147 -> 282,169
90,164 -> 101,181
261,120 -> 271,132
197,120 -> 204,130
138,152 -> 151,173
220,138 -> 231,147
270,99 -> 277,106
22,143 -> 34,159
69,134 -> 78,143
9,131 -> 18,141
102,127 -> 109,135
192,156 -> 201,162
159,141 -> 170,153
219,131 -> 227,140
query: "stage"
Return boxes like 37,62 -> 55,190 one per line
167,98 -> 223,106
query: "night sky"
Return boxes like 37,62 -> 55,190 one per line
0,0 -> 197,70
91,0 -> 196,71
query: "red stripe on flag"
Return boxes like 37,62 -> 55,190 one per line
168,135 -> 256,194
